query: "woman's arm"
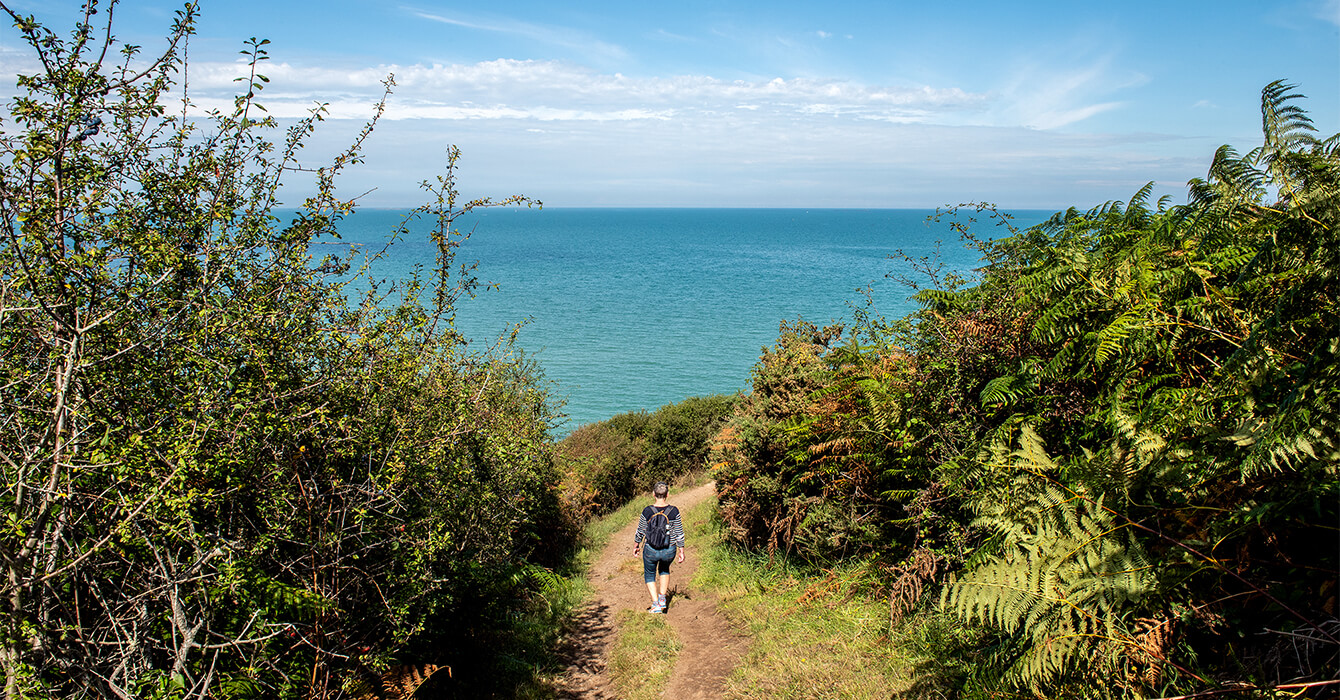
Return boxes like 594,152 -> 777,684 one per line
671,509 -> 686,562
631,510 -> 648,555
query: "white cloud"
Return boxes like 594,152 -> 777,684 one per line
990,53 -> 1142,130
1026,101 -> 1124,130
177,58 -> 989,125
816,30 -> 833,39
1,46 -> 1195,209
650,28 -> 695,42
5,45 -> 1135,137
186,96 -> 674,122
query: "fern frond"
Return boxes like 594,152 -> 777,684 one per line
1260,80 -> 1317,152
943,429 -> 1155,691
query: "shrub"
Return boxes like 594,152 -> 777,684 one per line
715,84 -> 1340,696
0,5 -> 567,697
558,394 -> 738,522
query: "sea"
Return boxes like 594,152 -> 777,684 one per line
330,208 -> 1050,432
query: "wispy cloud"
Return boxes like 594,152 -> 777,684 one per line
649,28 -> 696,42
188,96 -> 673,122
990,53 -> 1144,129
402,7 -> 628,63
181,58 -> 989,124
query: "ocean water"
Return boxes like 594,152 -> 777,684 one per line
332,208 -> 1048,431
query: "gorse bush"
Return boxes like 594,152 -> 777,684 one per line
0,3 -> 567,698
558,421 -> 644,522
715,82 -> 1339,697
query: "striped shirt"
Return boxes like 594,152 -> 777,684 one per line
634,505 -> 685,548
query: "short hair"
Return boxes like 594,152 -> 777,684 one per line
653,481 -> 669,498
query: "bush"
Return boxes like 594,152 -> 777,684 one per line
714,84 -> 1340,697
558,394 -> 738,521
0,5 -> 568,698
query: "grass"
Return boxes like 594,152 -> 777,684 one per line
530,475 -> 921,699
494,564 -> 593,699
686,496 -> 914,699
606,609 -> 683,700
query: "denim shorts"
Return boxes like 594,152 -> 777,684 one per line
642,545 -> 676,583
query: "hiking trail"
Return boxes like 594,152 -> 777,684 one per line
555,481 -> 747,699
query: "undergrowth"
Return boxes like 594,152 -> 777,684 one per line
487,565 -> 591,698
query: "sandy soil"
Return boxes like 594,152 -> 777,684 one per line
555,481 -> 747,699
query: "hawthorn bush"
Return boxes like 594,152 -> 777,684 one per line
0,3 -> 564,698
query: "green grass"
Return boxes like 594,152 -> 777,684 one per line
606,609 -> 683,700
686,496 -> 913,699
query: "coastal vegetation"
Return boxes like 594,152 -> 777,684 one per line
3,2 -> 1336,699
710,82 -> 1339,696
0,4 -> 571,698
557,394 -> 736,523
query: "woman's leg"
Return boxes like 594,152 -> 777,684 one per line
643,548 -> 663,608
656,546 -> 675,599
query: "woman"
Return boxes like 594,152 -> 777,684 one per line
631,481 -> 686,613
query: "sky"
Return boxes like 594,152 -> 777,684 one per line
3,0 -> 1338,208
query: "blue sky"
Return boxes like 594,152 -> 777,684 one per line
4,1 -> 1338,207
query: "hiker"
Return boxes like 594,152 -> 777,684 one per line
631,481 -> 685,613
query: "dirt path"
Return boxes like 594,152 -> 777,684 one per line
556,481 -> 747,699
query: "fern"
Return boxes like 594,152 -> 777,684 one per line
349,664 -> 446,700
511,563 -> 566,609
979,375 -> 1029,407
1259,80 -> 1318,201
1093,305 -> 1154,366
943,428 -> 1154,692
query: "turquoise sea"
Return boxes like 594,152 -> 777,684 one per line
334,208 -> 1049,431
